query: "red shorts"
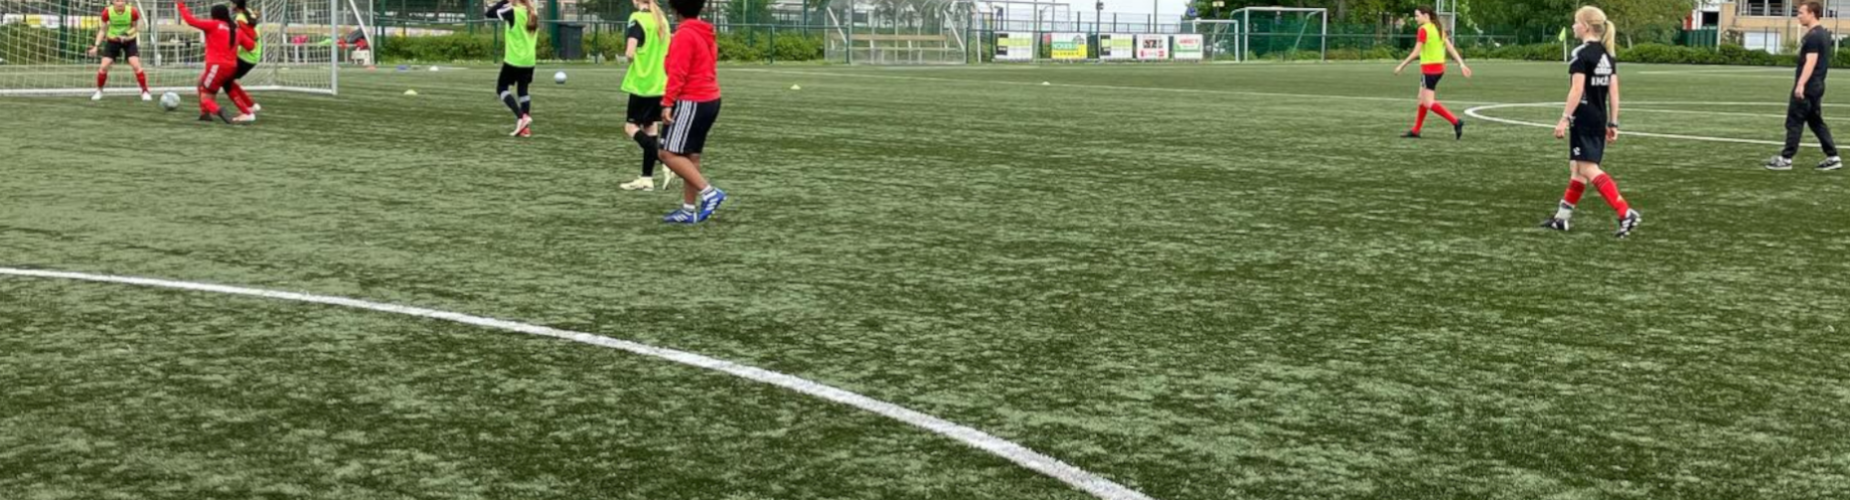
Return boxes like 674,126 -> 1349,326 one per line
197,63 -> 235,92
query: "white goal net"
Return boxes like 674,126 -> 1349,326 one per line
1194,7 -> 1326,62
0,0 -> 361,96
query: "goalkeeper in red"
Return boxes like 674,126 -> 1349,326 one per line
178,2 -> 256,124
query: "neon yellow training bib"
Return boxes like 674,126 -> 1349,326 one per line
620,12 -> 669,97
1419,24 -> 1445,66
504,7 -> 537,68
106,6 -> 134,39
237,12 -> 262,64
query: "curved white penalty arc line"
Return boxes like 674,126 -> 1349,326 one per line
1464,102 -> 1820,148
0,267 -> 1156,500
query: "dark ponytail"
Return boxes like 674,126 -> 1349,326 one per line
210,4 -> 235,47
1415,6 -> 1443,38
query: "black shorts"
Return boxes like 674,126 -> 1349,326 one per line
103,39 -> 139,60
1420,73 -> 1443,91
495,64 -> 535,92
232,59 -> 258,80
626,93 -> 663,126
662,99 -> 721,155
1569,128 -> 1606,163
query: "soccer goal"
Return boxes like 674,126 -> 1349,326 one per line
0,0 -> 361,96
825,0 -> 972,64
1196,7 -> 1326,62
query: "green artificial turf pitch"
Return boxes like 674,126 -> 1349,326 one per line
3,61 -> 1850,500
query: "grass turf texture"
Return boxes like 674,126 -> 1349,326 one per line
3,61 -> 1850,500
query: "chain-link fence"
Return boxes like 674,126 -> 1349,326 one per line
349,0 -> 1771,65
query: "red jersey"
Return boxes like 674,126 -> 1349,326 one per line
661,18 -> 720,106
177,2 -> 254,66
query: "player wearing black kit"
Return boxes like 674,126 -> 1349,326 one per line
1766,1 -> 1841,171
1540,6 -> 1640,238
1566,41 -> 1615,166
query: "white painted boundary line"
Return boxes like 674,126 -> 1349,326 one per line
0,267 -> 1156,500
1636,67 -> 1790,75
736,68 -> 1496,105
1621,108 -> 1786,119
1463,102 -> 1819,148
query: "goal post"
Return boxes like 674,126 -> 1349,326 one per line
0,0 -> 354,96
824,0 -> 971,65
1186,18 -> 1238,61
1208,7 -> 1326,62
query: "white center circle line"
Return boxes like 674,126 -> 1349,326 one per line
0,266 -> 1158,500
1465,101 -> 1822,148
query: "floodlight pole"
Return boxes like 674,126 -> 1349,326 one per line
1095,1 -> 1103,40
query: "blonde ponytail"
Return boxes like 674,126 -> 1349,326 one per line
648,0 -> 669,41
1575,6 -> 1615,46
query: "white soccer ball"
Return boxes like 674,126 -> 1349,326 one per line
554,71 -> 567,84
159,92 -> 181,111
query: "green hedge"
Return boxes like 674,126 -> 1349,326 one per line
1475,43 -> 1564,61
1465,42 -> 1835,67
1323,47 -> 1400,60
377,33 -> 500,62
715,31 -> 823,62
1619,43 -> 1815,67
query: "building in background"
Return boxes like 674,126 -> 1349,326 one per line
1719,0 -> 1846,53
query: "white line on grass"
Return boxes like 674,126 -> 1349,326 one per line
736,68 -> 1496,105
1636,67 -> 1790,75
1620,108 -> 1787,119
1464,102 -> 1819,147
0,266 -> 1156,500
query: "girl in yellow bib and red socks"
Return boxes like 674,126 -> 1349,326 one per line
1394,6 -> 1471,139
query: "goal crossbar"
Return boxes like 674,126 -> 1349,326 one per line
0,0 -> 348,96
1205,7 -> 1327,62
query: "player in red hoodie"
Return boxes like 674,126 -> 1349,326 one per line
656,0 -> 726,224
177,2 -> 255,124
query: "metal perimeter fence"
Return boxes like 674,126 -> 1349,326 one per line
356,0 -> 1720,65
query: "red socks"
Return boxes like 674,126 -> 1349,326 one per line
1430,103 -> 1459,125
1414,103 -> 1460,133
199,91 -> 221,114
1591,174 -> 1629,216
1562,179 -> 1586,206
227,84 -> 253,114
97,71 -> 149,92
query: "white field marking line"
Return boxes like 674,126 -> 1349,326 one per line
1464,102 -> 1820,148
0,267 -> 1156,500
735,68 -> 1497,105
1638,73 -> 1795,80
1622,108 -> 1787,119
1636,67 -> 1790,75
